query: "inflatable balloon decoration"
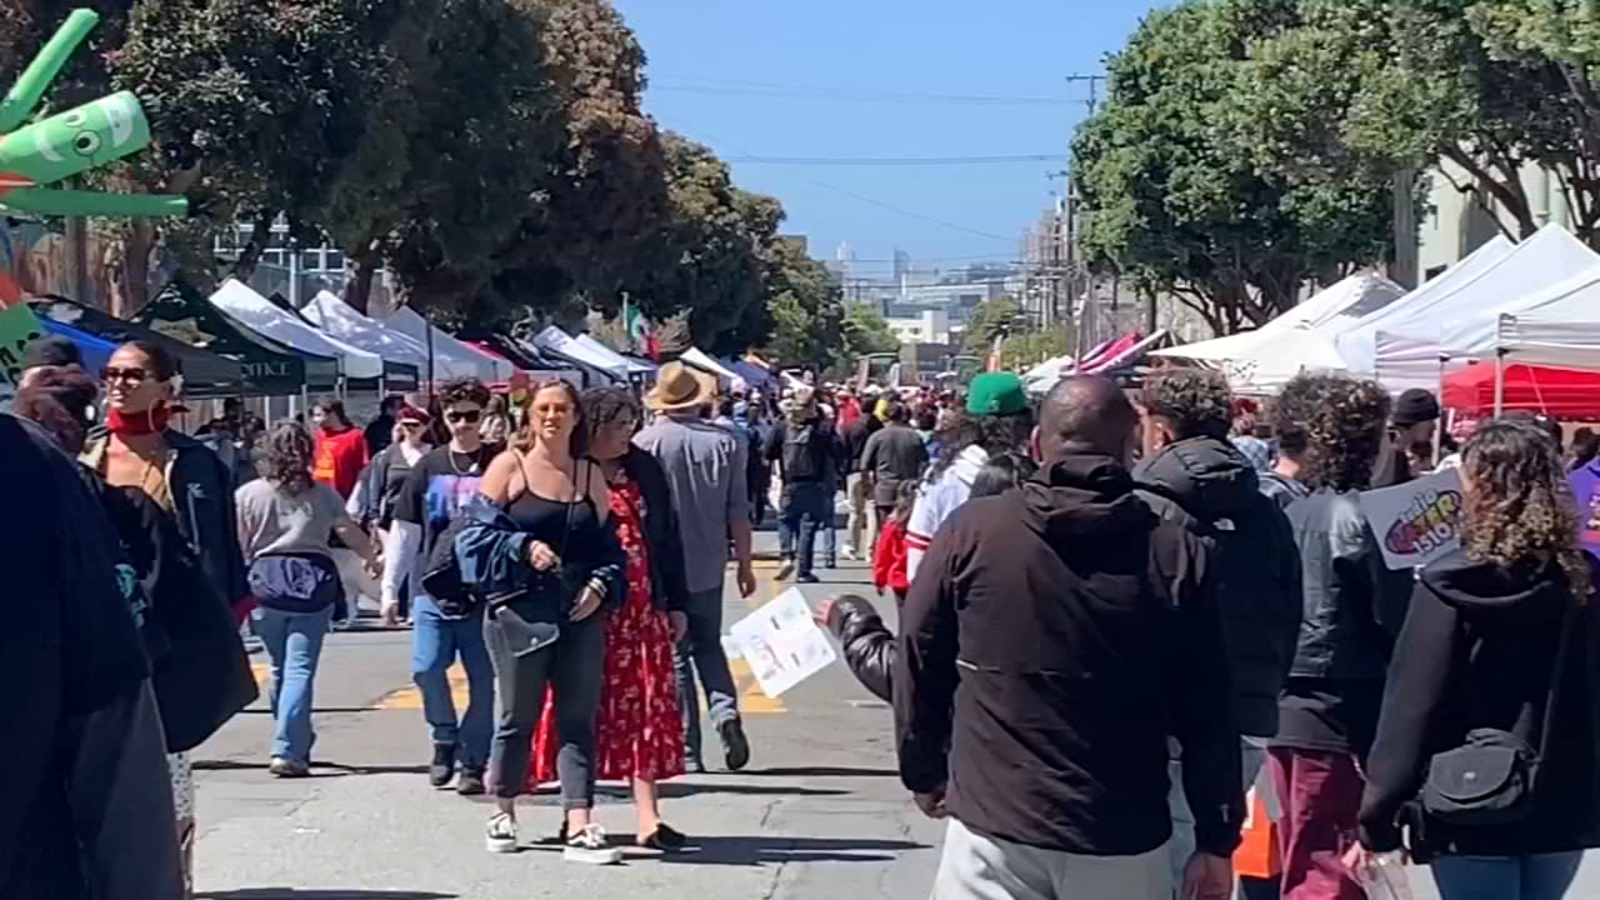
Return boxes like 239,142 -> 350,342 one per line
0,9 -> 187,218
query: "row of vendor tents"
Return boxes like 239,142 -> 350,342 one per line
28,278 -> 711,399
1028,223 -> 1600,419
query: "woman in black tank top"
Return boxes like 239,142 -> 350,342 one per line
476,380 -> 626,864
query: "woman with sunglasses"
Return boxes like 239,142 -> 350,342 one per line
80,340 -> 250,896
476,378 -> 626,863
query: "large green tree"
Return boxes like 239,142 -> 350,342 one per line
1072,0 -> 1397,335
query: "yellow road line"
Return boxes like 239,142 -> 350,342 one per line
376,664 -> 467,711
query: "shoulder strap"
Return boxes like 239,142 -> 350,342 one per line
1535,603 -> 1579,761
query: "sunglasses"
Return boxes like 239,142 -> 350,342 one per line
101,366 -> 148,385
445,409 -> 483,424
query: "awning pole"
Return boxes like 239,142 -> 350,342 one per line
1493,350 -> 1508,417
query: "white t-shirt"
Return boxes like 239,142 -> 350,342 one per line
905,445 -> 989,582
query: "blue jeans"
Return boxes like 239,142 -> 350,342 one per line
252,604 -> 333,765
1431,852 -> 1584,900
779,481 -> 832,578
411,594 -> 495,767
677,584 -> 741,764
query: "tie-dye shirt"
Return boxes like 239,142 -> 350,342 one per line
393,445 -> 499,606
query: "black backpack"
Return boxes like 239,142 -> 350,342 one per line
783,422 -> 820,481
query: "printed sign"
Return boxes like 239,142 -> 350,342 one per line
1359,468 -> 1466,571
726,588 -> 837,698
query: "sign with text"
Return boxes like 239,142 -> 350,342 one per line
726,588 -> 837,698
1359,468 -> 1466,570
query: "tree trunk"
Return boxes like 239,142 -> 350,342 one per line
345,249 -> 380,314
118,219 -> 154,316
231,212 -> 275,283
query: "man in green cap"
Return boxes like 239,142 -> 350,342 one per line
905,372 -> 1033,580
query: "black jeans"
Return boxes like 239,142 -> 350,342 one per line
780,481 -> 832,578
484,610 -> 606,806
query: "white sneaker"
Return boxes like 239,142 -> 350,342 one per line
486,812 -> 518,854
563,823 -> 623,865
840,546 -> 858,561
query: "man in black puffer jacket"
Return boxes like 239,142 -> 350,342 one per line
1134,370 -> 1302,886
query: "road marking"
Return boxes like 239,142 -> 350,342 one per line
250,660 -> 269,686
376,664 -> 466,711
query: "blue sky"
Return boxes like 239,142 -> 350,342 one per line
612,0 -> 1161,276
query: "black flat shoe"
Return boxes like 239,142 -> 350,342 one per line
639,823 -> 689,852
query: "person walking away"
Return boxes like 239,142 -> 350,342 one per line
896,376 -> 1243,900
381,378 -> 500,795
0,412 -> 187,900
311,397 -> 369,499
81,340 -> 249,890
1369,388 -> 1438,489
1354,418 -> 1600,900
1132,371 -> 1302,887
839,404 -> 881,560
365,395 -> 404,456
1269,374 -> 1413,900
736,399 -> 771,526
357,404 -> 432,621
236,422 -> 378,777
764,385 -> 842,583
635,362 -> 757,773
871,480 -> 917,605
1261,409 -> 1313,510
860,401 -> 929,531
821,452 -> 1037,705
905,372 -> 1033,582
527,387 -> 693,850
471,379 -> 627,862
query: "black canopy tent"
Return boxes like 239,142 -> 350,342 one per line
132,279 -> 339,395
30,297 -> 249,399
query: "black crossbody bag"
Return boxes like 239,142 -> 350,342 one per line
489,460 -> 591,658
1420,607 -> 1575,827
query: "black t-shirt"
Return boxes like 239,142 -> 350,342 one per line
860,425 -> 929,506
394,444 -> 499,603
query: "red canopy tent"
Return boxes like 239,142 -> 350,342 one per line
1442,362 -> 1600,418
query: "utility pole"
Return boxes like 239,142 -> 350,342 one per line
1064,73 -> 1105,364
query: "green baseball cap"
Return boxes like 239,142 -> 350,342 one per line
966,372 -> 1029,416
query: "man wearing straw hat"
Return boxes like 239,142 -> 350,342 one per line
636,362 -> 757,772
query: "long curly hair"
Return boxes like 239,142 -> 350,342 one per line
259,421 -> 316,495
1277,373 -> 1390,492
1461,418 -> 1589,596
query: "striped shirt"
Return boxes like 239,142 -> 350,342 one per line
905,445 -> 989,582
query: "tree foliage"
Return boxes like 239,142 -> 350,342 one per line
1072,0 -> 1397,336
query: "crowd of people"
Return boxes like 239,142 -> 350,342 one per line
13,324 -> 1600,900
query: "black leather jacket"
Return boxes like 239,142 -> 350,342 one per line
824,595 -> 893,702
1284,489 -> 1413,680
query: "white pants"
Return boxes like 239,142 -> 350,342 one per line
933,818 -> 1172,900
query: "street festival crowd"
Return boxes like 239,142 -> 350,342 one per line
11,330 -> 1600,900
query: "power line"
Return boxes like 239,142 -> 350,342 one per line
725,153 -> 1068,166
651,80 -> 1074,106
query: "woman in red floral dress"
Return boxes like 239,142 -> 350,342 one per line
528,387 -> 691,850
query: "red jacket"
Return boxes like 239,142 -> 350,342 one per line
872,518 -> 910,594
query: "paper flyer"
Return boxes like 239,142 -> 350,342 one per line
1358,468 -> 1466,571
726,587 -> 837,698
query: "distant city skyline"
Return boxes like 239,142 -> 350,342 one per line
613,0 -> 1162,265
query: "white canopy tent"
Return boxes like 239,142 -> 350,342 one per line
1221,328 -> 1353,396
1482,267 -> 1600,374
380,306 -> 514,383
209,279 -> 384,379
679,346 -> 739,383
575,333 -> 655,377
1153,270 -> 1404,367
1334,235 -> 1516,378
301,290 -> 436,371
1370,226 -> 1600,393
532,326 -> 629,381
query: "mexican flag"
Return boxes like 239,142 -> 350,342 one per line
623,296 -> 659,360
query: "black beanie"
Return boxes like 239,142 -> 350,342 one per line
1392,388 -> 1440,427
21,335 -> 81,370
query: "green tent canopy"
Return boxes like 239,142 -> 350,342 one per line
133,278 -> 337,395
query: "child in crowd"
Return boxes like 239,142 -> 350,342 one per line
871,481 -> 917,604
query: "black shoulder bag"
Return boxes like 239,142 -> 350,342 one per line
1420,607 -> 1575,827
489,459 -> 590,658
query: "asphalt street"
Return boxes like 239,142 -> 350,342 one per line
189,529 -> 1600,899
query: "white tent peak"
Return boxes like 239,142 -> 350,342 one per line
379,306 -> 514,383
210,279 -> 384,379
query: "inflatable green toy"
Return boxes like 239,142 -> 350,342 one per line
0,9 -> 186,217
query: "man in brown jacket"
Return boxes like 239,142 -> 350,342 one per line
894,376 -> 1244,900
